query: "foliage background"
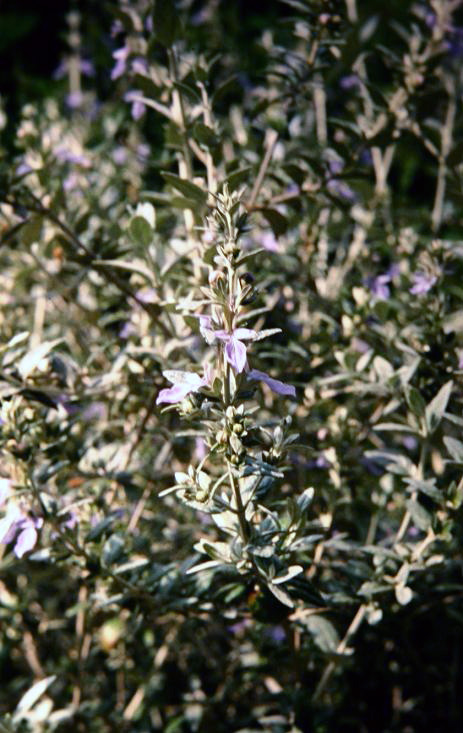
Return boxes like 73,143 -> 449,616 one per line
1,0 -> 463,731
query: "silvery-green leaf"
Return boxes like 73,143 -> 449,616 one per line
304,615 -> 340,653
395,585 -> 413,605
14,676 -> 56,716
272,565 -> 304,584
267,582 -> 294,607
252,328 -> 282,342
18,339 -> 63,380
425,380 -> 453,434
444,436 -> 463,463
297,487 -> 314,512
406,499 -> 431,530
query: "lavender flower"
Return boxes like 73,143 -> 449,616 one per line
65,91 -> 84,109
215,328 -> 257,372
0,503 -> 43,559
409,272 -> 437,295
256,230 -> 280,253
247,369 -> 296,397
368,274 -> 392,300
111,45 -> 130,80
156,370 -> 209,405
124,90 -> 146,120
366,265 -> 400,301
53,58 -> 95,80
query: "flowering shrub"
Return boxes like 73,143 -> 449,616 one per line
1,0 -> 463,730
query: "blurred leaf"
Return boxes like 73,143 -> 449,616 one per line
14,676 -> 56,717
444,436 -> 463,463
425,381 -> 453,434
129,215 -> 153,248
18,339 -> 63,380
304,615 -> 340,653
260,208 -> 288,236
161,172 -> 207,205
152,0 -> 182,46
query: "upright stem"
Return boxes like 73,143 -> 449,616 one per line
312,604 -> 367,702
228,462 -> 249,543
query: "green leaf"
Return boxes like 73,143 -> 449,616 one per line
405,386 -> 426,418
267,582 -> 294,607
18,339 -> 63,380
226,167 -> 252,191
406,499 -> 432,531
304,615 -> 340,653
93,259 -> 155,284
374,422 -> 418,433
102,534 -> 125,566
193,121 -> 218,148
425,381 -> 453,433
15,676 -> 56,716
273,565 -> 304,584
404,477 -> 442,503
20,216 -> 42,246
129,215 -> 153,247
444,436 -> 463,463
260,207 -> 288,236
161,172 -> 207,205
152,0 -> 182,46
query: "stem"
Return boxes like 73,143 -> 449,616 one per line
395,440 -> 428,544
248,129 -> 278,210
228,462 -> 249,543
312,604 -> 367,702
8,193 -> 172,338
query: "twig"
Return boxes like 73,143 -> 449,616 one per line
6,192 -> 171,338
432,85 -> 456,232
312,604 -> 367,702
247,129 -> 279,209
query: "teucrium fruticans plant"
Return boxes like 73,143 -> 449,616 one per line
2,0 -> 463,728
156,185 -> 308,606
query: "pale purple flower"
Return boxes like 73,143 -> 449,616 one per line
402,435 -> 418,451
351,338 -> 370,354
111,19 -> 124,37
369,274 -> 391,300
266,625 -> 286,643
66,91 -> 84,109
257,230 -> 280,253
54,58 -> 95,80
197,315 -> 216,344
247,369 -> 296,397
156,370 -> 209,405
62,510 -> 78,530
410,272 -> 437,295
16,162 -> 33,176
0,504 -> 43,559
63,172 -> 82,193
137,143 -> 150,160
113,146 -> 128,165
55,147 -> 91,167
131,58 -> 149,76
111,45 -> 130,80
327,178 -> 356,202
124,90 -> 146,120
366,266 -> 399,301
340,74 -> 360,90
194,437 -> 207,462
215,328 -> 257,373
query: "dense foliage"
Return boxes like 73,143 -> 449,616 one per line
1,1 -> 463,730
